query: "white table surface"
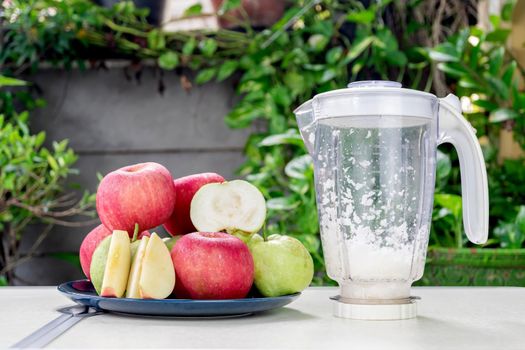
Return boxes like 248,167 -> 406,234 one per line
1,286 -> 524,349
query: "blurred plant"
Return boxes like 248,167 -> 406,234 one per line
494,206 -> 525,249
6,0 -> 520,285
429,1 -> 525,249
0,76 -> 96,285
1,0 -> 437,284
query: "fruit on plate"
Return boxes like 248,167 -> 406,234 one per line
96,162 -> 176,234
171,232 -> 254,299
248,234 -> 314,297
90,230 -> 131,297
80,225 -> 149,280
190,180 -> 266,235
163,173 -> 225,236
163,236 -> 183,251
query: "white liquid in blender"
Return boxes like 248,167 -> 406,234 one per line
312,115 -> 433,298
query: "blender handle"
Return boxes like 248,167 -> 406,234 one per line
437,94 -> 489,244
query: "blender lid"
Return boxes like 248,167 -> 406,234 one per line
296,80 -> 438,120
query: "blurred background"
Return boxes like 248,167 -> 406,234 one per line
1,0 -> 525,286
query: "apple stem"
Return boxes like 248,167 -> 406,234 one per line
132,223 -> 139,242
262,222 -> 268,241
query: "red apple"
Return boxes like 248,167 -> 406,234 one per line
171,232 -> 254,299
96,162 -> 176,234
79,224 -> 149,280
163,173 -> 225,236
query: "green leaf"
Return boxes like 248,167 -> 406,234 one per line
147,29 -> 165,50
269,85 -> 291,107
346,36 -> 374,62
183,3 -> 203,17
319,68 -> 337,83
472,99 -> 498,112
285,155 -> 312,180
436,150 -> 451,185
182,37 -> 197,55
489,14 -> 501,29
502,61 -> 517,86
219,0 -> 241,14
515,206 -> 525,236
502,2 -> 514,21
434,193 -> 462,220
469,41 -> 481,69
195,68 -> 216,84
458,77 -> 478,89
428,43 -> 460,62
326,47 -> 343,65
216,60 -> 238,81
437,62 -> 468,78
283,71 -> 305,96
34,131 -> 46,148
47,155 -> 59,171
308,34 -> 330,52
386,50 -> 407,66
486,75 -> 509,100
486,28 -> 511,43
259,131 -> 303,147
347,9 -> 376,24
267,196 -> 300,210
0,75 -> 27,87
489,108 -> 519,123
158,51 -> 179,70
489,46 -> 505,75
199,39 -> 218,57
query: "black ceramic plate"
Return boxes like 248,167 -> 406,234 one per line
58,280 -> 300,317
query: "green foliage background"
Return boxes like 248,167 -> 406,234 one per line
1,0 -> 525,285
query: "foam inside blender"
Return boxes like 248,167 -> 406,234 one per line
312,115 -> 434,302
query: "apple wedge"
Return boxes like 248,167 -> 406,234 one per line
90,235 -> 112,295
100,230 -> 131,297
126,236 -> 149,299
139,233 -> 176,299
190,180 -> 266,234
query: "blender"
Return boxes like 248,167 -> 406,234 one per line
294,81 -> 488,320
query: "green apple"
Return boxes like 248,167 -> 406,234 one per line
248,234 -> 314,297
163,235 -> 183,251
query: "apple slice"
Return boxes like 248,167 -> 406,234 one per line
126,236 -> 149,299
190,180 -> 266,234
100,230 -> 131,298
90,235 -> 112,295
139,233 -> 176,299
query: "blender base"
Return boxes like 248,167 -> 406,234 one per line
331,296 -> 418,320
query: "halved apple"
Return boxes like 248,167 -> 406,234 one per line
139,233 -> 176,299
126,236 -> 149,299
100,230 -> 131,297
190,180 -> 266,234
